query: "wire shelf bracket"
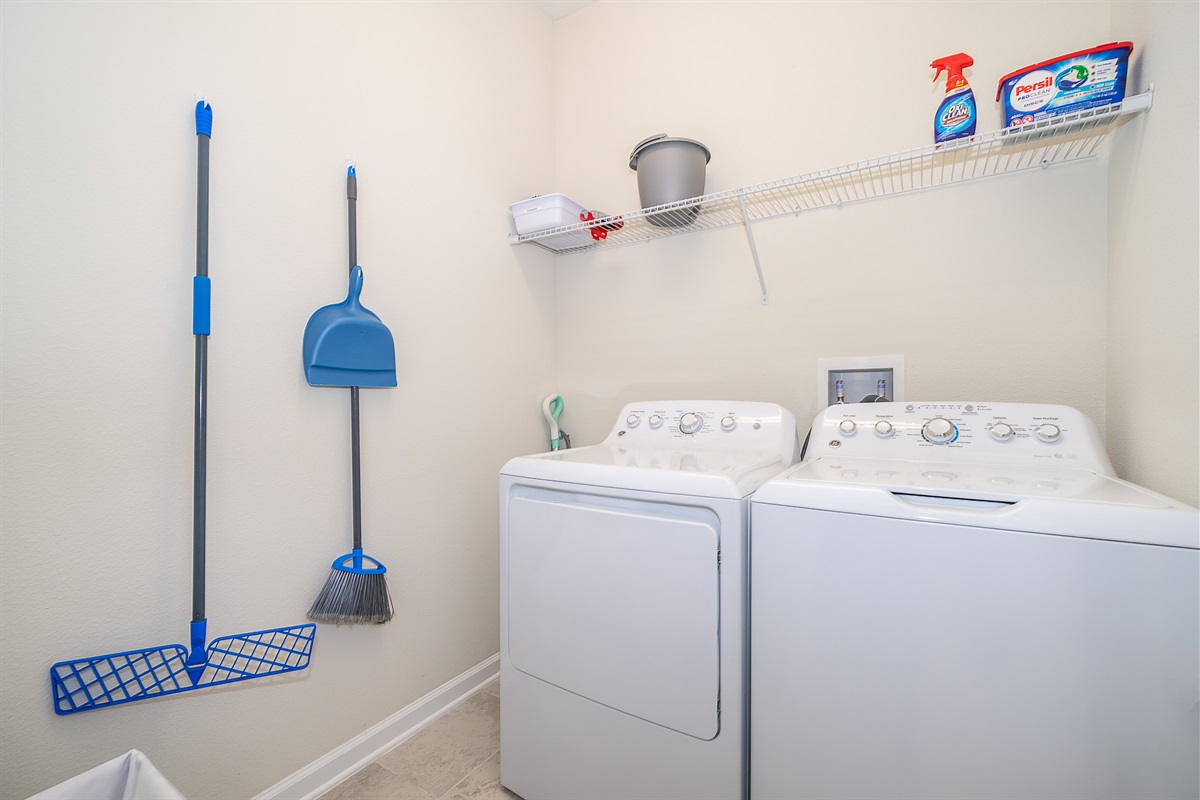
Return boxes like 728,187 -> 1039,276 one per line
508,88 -> 1153,302
738,191 -> 769,305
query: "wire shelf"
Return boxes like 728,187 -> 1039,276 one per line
508,90 -> 1153,257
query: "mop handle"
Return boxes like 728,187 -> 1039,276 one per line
192,101 -> 213,624
347,167 -> 363,551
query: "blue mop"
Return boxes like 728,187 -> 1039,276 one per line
49,100 -> 315,715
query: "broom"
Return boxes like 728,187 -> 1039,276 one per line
305,164 -> 395,624
306,385 -> 394,624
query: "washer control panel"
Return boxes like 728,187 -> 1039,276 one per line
809,402 -> 1112,473
604,401 -> 799,462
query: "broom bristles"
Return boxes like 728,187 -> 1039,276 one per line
308,568 -> 393,625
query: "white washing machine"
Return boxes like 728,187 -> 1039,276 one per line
500,401 -> 799,800
750,402 -> 1199,800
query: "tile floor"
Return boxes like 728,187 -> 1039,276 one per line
320,679 -> 521,800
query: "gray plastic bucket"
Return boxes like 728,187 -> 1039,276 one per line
629,134 -> 711,228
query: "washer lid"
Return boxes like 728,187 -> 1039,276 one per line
501,444 -> 792,500
752,458 -> 1199,549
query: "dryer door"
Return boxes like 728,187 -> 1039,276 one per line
506,488 -> 721,740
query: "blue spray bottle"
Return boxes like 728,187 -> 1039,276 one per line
931,53 -> 977,144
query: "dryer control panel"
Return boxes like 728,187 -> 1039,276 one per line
604,401 -> 799,464
807,402 -> 1113,474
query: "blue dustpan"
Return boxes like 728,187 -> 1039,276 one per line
303,265 -> 397,387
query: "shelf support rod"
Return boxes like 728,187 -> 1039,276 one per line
738,192 -> 768,305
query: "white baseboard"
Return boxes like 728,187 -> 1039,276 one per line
253,653 -> 500,800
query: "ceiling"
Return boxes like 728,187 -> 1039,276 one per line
533,0 -> 596,20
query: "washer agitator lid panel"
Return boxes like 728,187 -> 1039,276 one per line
506,491 -> 721,740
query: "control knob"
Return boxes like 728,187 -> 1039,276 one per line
922,417 -> 957,444
679,412 -> 703,434
989,422 -> 1015,442
1035,423 -> 1062,443
721,416 -> 736,431
626,414 -> 640,428
648,414 -> 663,429
874,420 -> 895,438
838,419 -> 857,436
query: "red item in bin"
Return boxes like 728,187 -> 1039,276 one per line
581,210 -> 625,241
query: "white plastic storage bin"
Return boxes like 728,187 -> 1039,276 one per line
509,194 -> 586,235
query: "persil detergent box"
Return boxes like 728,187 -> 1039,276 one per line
996,42 -> 1132,128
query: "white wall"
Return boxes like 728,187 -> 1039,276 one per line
549,1 -> 1197,509
1107,0 -> 1199,507
0,3 -> 557,797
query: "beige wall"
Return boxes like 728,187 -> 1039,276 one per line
1107,0 -> 1199,506
549,0 -> 1198,510
2,1 -> 1196,798
0,2 -> 557,797
550,1 -> 1113,444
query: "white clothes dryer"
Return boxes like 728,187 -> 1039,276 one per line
500,401 -> 799,800
750,402 -> 1199,800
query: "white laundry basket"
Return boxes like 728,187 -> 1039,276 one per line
28,749 -> 185,800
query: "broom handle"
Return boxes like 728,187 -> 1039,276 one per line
193,103 -> 212,623
351,388 -> 362,550
348,168 -> 363,551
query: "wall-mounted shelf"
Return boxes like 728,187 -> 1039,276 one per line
508,88 -> 1153,304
